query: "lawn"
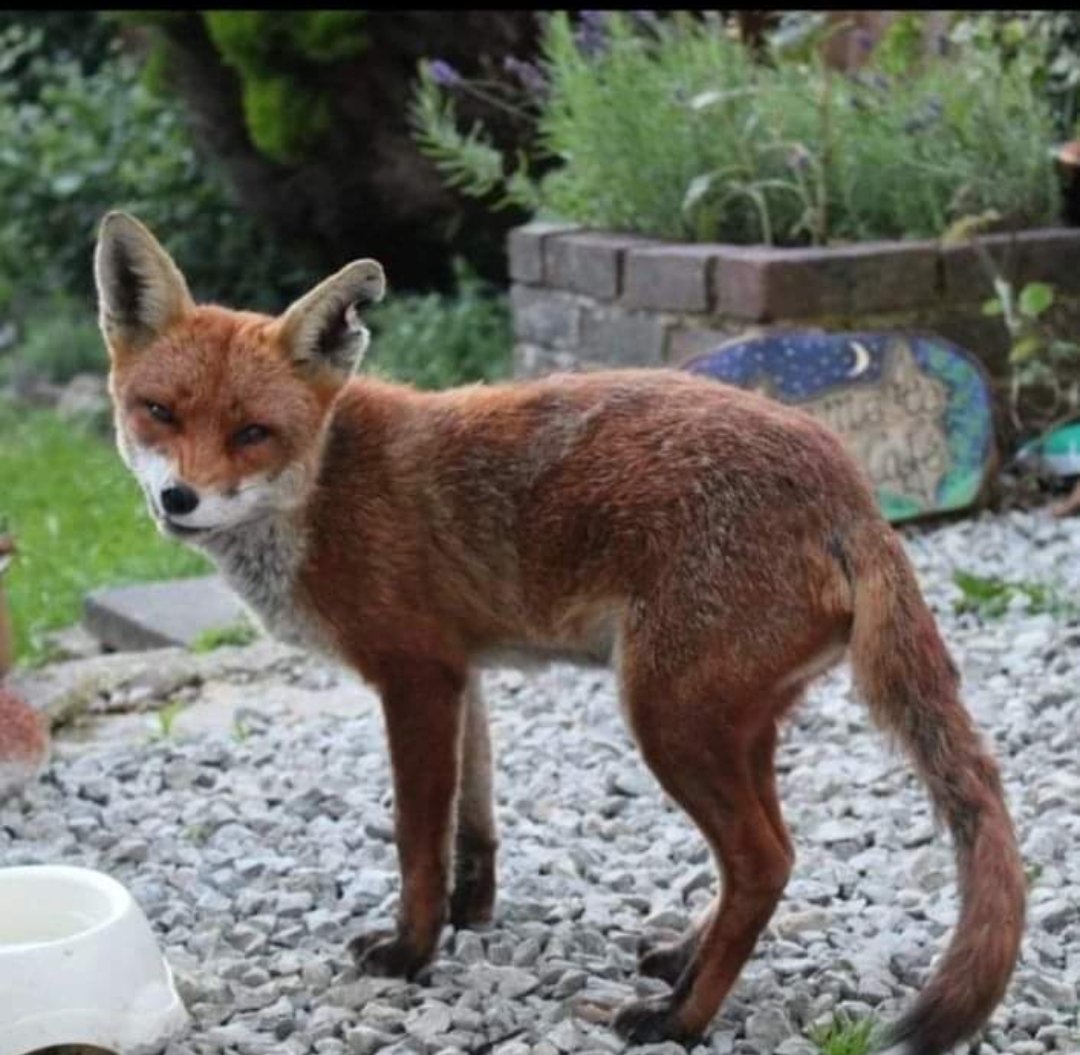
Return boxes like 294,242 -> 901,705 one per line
0,402 -> 209,663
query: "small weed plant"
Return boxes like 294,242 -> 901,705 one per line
953,569 -> 1079,620
808,1012 -> 878,1055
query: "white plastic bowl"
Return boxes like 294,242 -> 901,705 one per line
0,865 -> 189,1055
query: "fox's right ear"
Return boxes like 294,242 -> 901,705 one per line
93,211 -> 194,354
277,259 -> 386,379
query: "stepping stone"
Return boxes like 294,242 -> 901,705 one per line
84,575 -> 249,652
682,330 -> 996,523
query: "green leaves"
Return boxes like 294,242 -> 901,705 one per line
953,570 -> 1078,620
410,61 -> 541,213
0,22 -> 307,314
1019,281 -> 1055,318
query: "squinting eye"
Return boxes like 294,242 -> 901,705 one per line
233,424 -> 271,448
146,401 -> 174,425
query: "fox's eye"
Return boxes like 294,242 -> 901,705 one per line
233,424 -> 271,448
146,401 -> 174,425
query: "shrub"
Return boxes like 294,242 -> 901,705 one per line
413,12 -> 1060,246
365,261 -> 512,390
0,295 -> 106,387
0,21 -> 312,321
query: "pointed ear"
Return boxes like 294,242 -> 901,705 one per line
277,259 -> 386,377
94,211 -> 195,354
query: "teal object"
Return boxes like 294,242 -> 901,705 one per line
682,331 -> 996,523
1018,422 -> 1080,476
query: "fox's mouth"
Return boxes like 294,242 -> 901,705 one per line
162,518 -> 212,539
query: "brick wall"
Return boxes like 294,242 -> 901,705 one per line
508,224 -> 1080,379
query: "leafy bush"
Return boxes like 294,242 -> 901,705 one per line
365,261 -> 512,390
0,295 -> 107,386
0,22 -> 312,320
952,12 -> 1080,139
413,12 -> 1060,246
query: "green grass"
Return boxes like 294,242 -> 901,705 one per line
808,1013 -> 878,1055
190,618 -> 259,653
0,402 -> 209,664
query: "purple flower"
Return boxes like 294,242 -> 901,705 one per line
428,59 -> 463,89
574,10 -> 609,58
503,56 -> 548,98
854,28 -> 875,54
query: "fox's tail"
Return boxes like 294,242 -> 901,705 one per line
847,522 -> 1025,1055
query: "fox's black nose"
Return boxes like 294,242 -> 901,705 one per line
161,485 -> 199,516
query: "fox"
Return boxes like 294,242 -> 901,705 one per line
93,211 -> 1024,1053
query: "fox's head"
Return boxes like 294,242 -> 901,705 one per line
93,212 -> 385,543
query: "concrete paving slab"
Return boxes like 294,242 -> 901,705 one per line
84,575 -> 250,651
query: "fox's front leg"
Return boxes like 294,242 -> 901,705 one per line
350,660 -> 466,978
450,673 -> 498,927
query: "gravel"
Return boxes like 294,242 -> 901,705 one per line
2,509 -> 1079,1054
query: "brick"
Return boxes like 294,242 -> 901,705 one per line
507,222 -> 582,284
514,343 -> 587,378
715,240 -> 939,322
545,232 -> 660,300
624,245 -> 718,312
941,227 -> 1080,304
510,285 -> 580,348
580,307 -> 668,367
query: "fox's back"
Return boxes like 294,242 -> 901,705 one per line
315,369 -> 879,654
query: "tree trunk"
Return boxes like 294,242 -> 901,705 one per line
150,12 -> 543,292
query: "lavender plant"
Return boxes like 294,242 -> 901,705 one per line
411,11 -> 1059,247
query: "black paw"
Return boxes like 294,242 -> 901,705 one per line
348,930 -> 429,979
450,840 -> 496,928
638,939 -> 695,986
612,997 -> 695,1046
612,997 -> 676,1044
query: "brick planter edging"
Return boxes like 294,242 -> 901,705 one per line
508,222 -> 1080,378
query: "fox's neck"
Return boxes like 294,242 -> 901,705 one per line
202,511 -> 329,652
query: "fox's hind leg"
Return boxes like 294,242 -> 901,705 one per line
613,658 -> 794,1044
450,672 -> 498,927
637,714 -> 795,987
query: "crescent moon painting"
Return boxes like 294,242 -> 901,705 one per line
680,330 -> 995,523
846,340 -> 872,379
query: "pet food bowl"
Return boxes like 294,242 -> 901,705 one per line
0,865 -> 189,1055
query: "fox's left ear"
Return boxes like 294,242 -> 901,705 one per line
278,259 -> 386,377
94,211 -> 195,354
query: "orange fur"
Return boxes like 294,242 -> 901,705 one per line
95,213 -> 1024,1052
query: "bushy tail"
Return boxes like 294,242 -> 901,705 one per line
847,523 -> 1025,1055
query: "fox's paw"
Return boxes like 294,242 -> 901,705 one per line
612,996 -> 696,1046
348,929 -> 431,979
638,936 -> 696,986
449,867 -> 496,929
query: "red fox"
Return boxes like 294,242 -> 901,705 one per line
94,212 -> 1024,1053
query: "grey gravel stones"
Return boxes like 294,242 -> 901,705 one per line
2,510 -> 1079,1052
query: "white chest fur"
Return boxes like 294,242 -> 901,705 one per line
204,517 -> 332,654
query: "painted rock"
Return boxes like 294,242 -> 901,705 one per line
1018,421 -> 1080,477
682,331 -> 995,523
